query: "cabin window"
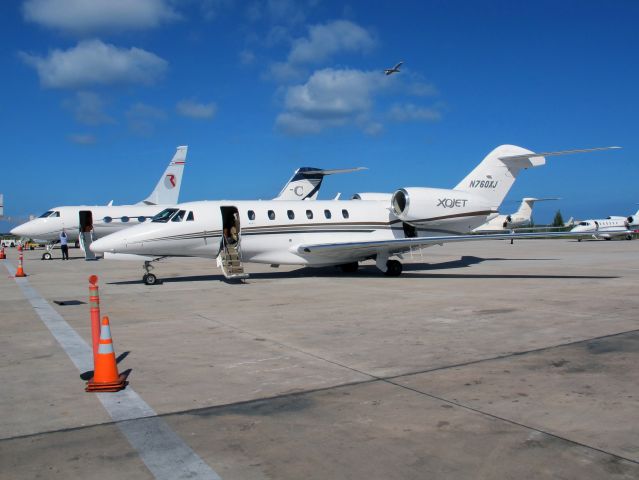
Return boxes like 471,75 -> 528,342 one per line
342,209 -> 349,219
152,208 -> 178,223
324,209 -> 332,219
186,211 -> 194,221
39,211 -> 54,218
138,216 -> 146,223
306,210 -> 313,219
268,210 -> 275,220
248,210 -> 255,221
121,216 -> 130,223
171,210 -> 186,222
103,216 -> 112,223
287,210 -> 295,220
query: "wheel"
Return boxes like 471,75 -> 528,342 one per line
577,238 -> 582,242
384,259 -> 403,277
605,237 -> 611,241
42,252 -> 52,260
339,262 -> 359,273
143,273 -> 158,285
626,235 -> 633,241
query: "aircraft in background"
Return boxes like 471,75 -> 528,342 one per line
570,207 -> 638,241
274,167 -> 366,200
473,197 -> 559,233
90,144 -> 619,284
10,146 -> 188,259
384,61 -> 403,75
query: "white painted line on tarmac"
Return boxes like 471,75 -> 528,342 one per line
4,261 -> 222,480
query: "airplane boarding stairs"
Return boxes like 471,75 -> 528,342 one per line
79,231 -> 97,260
217,239 -> 248,280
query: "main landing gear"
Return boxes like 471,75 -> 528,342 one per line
339,262 -> 359,273
384,259 -> 403,277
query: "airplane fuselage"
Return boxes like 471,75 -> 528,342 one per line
91,195 -> 497,266
10,204 -> 175,243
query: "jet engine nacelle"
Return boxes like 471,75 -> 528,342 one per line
628,215 -> 635,225
391,187 -> 492,226
352,192 -> 393,201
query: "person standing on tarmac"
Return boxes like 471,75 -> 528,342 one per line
59,229 -> 69,260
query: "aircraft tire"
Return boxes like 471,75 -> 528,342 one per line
42,252 -> 52,260
626,235 -> 633,241
385,260 -> 402,277
340,262 -> 359,273
605,237 -> 611,241
143,273 -> 158,285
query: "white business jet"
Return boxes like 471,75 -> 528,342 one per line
473,197 -> 559,233
10,147 -> 188,259
90,145 -> 619,284
570,207 -> 638,241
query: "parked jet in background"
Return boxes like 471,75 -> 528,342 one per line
90,145 -> 619,284
570,207 -> 638,241
274,167 -> 366,200
10,146 -> 188,259
473,197 -> 559,233
384,61 -> 403,75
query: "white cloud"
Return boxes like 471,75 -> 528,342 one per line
20,39 -> 168,89
276,68 -> 389,135
23,0 -> 180,34
126,103 -> 166,135
64,91 -> 114,125
239,49 -> 256,65
388,103 -> 442,122
288,20 -> 375,65
68,133 -> 97,144
176,100 -> 217,119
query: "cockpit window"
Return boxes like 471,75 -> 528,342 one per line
171,210 -> 186,222
39,211 -> 54,218
52,211 -> 60,217
579,222 -> 589,226
152,208 -> 179,223
186,211 -> 194,221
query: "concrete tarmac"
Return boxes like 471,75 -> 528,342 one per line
1,238 -> 638,479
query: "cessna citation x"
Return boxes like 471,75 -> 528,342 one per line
11,147 -> 188,260
90,145 -> 620,284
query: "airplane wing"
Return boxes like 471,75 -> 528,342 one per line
295,231 -> 598,260
394,61 -> 403,70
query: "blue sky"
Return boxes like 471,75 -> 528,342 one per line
1,0 -> 638,230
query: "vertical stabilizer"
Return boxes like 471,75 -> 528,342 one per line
140,146 -> 188,205
0,193 -> 4,217
454,145 -> 543,209
274,167 -> 366,201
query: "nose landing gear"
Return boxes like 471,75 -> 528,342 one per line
142,260 -> 161,285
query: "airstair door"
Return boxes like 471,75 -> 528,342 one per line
78,210 -> 96,260
217,206 -> 248,279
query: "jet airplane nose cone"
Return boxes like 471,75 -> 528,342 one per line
90,236 -> 125,254
10,226 -> 25,236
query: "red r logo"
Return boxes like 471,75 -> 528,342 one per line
166,174 -> 176,188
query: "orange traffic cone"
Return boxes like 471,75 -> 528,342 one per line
85,316 -> 128,392
15,246 -> 26,277
0,246 -> 5,259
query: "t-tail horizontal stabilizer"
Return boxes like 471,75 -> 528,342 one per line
274,166 -> 367,201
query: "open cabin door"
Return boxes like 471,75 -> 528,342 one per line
217,206 -> 248,279
78,210 -> 96,260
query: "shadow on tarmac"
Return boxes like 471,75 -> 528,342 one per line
107,256 -> 617,284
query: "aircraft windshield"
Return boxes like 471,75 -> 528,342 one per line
579,222 -> 589,226
39,211 -> 54,218
152,208 -> 179,223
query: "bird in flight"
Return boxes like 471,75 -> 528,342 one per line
384,61 -> 403,75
